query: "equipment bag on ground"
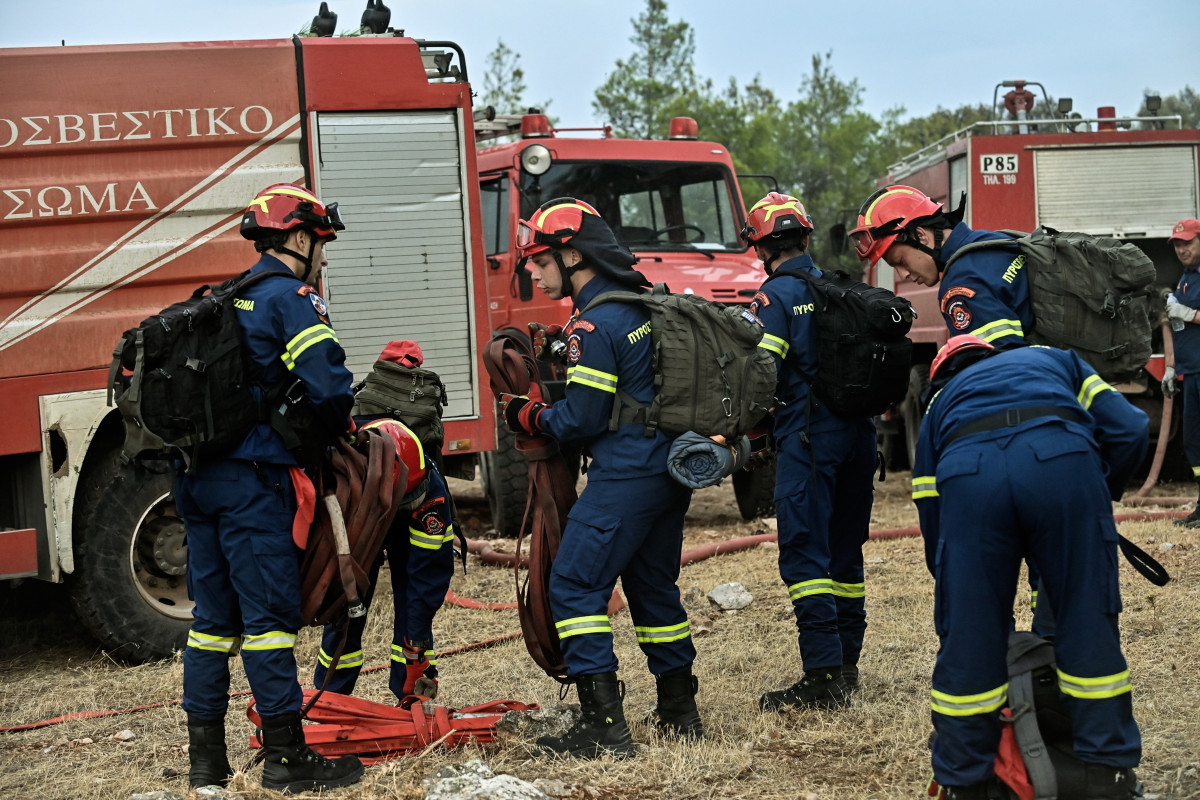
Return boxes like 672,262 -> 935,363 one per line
943,227 -> 1156,383
767,267 -> 914,418
108,269 -> 287,470
581,283 -> 777,441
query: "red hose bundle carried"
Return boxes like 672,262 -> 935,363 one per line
246,691 -> 537,764
483,331 -> 576,680
299,427 -> 406,627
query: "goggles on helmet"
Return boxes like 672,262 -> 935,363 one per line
517,198 -> 600,255
848,218 -> 907,260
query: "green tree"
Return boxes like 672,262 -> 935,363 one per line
593,0 -> 697,139
888,103 -> 993,152
480,39 -> 529,115
1139,86 -> 1200,129
666,76 -> 782,189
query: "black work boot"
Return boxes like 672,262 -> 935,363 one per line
759,667 -> 850,711
536,672 -> 636,758
842,663 -> 860,693
650,666 -> 704,739
187,715 -> 232,788
1084,764 -> 1143,799
942,779 -> 1012,799
1175,506 -> 1200,528
259,712 -> 364,793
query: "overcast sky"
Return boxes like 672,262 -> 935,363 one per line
5,0 -> 1197,132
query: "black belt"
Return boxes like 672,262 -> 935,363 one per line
943,405 -> 1086,447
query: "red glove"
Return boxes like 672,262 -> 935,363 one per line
400,638 -> 438,698
744,426 -> 775,469
499,383 -> 547,435
529,322 -> 565,361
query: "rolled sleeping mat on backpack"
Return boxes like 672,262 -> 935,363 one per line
667,431 -> 750,489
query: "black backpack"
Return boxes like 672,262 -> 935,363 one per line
580,284 -> 777,441
352,360 -> 448,462
108,269 -> 288,470
943,227 -> 1156,383
767,267 -> 914,418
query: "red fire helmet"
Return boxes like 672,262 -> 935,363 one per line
516,197 -> 600,258
930,334 -> 995,381
848,185 -> 943,266
361,419 -> 428,498
740,192 -> 814,245
240,183 -> 345,242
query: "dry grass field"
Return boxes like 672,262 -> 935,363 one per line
1,472 -> 1198,800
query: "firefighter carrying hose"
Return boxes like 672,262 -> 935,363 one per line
912,335 -> 1148,800
496,198 -> 703,757
743,193 -> 877,710
312,416 -> 457,703
177,184 -> 364,792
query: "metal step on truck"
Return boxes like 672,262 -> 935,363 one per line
0,32 -> 495,662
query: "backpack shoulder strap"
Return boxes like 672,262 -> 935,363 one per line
942,231 -> 1028,272
1006,632 -> 1058,800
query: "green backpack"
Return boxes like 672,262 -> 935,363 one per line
581,284 -> 777,440
944,227 -> 1156,383
352,360 -> 448,460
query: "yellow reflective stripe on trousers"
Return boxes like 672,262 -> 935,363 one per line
634,620 -> 691,644
931,682 -> 1008,716
390,643 -> 437,665
281,324 -> 339,371
1193,465 -> 1200,478
973,318 -> 1024,344
1076,374 -> 1115,410
831,581 -> 865,599
759,333 -> 789,358
566,365 -> 619,393
1057,668 -> 1132,699
789,578 -> 833,601
912,475 -> 938,500
318,647 -> 364,669
555,615 -> 613,639
187,630 -> 240,654
409,527 -> 445,550
242,631 -> 297,651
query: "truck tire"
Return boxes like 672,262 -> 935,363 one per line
69,448 -> 191,663
733,457 -> 777,520
903,364 -> 931,470
479,423 -> 530,537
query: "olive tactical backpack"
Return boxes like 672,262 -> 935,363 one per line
943,227 -> 1156,383
581,284 -> 777,441
767,267 -> 915,418
352,360 -> 448,461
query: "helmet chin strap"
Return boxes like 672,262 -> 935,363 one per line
553,249 -> 580,298
278,233 -> 319,282
906,227 -> 947,271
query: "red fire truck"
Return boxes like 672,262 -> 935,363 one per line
856,81 -> 1200,467
470,112 -> 771,531
0,35 -> 496,661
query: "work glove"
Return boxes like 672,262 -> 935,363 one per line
744,426 -> 775,469
1163,366 -> 1179,397
1167,299 -> 1196,324
499,383 -> 547,435
529,322 -> 566,361
400,638 -> 439,699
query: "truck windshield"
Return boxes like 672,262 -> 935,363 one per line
519,161 -> 746,252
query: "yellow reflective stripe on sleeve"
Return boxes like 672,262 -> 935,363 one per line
187,630 -> 241,654
973,318 -> 1024,344
634,621 -> 692,644
931,683 -> 1008,717
759,333 -> 790,358
318,647 -> 364,670
1076,374 -> 1115,410
442,523 -> 455,543
1029,589 -> 1038,611
788,578 -> 833,602
566,365 -> 619,393
912,475 -> 938,500
555,615 -> 613,639
1057,668 -> 1132,700
281,324 -> 339,371
1193,465 -> 1200,478
409,527 -> 445,550
243,631 -> 297,651
831,581 -> 865,599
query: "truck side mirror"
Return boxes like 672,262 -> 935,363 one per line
517,264 -> 534,301
829,223 -> 848,257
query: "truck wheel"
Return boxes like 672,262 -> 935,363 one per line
479,423 -> 530,537
69,448 -> 191,663
733,457 -> 777,520
903,364 -> 931,470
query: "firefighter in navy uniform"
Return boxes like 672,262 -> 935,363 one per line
850,185 -> 1032,350
1163,219 -> 1200,526
176,183 -> 364,792
497,198 -> 702,758
912,336 -> 1147,800
742,193 -> 877,711
313,419 -> 456,702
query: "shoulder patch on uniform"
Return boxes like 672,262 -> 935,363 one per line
419,509 -> 445,537
946,298 -> 973,331
567,333 -> 583,365
940,285 -> 976,313
417,495 -> 445,516
308,292 -> 328,317
567,319 -> 596,335
749,290 -> 770,316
